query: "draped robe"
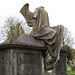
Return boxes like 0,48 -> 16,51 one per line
20,4 -> 64,70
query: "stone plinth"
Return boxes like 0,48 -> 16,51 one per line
53,48 -> 68,75
0,43 -> 47,75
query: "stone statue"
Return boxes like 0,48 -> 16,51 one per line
3,3 -> 64,70
20,3 -> 64,70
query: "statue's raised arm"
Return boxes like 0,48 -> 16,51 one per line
20,3 -> 34,27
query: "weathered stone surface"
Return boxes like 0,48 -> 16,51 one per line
52,47 -> 68,75
3,35 -> 46,47
0,43 -> 46,75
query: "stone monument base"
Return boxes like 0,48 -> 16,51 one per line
0,43 -> 47,75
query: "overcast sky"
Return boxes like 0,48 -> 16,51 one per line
0,0 -> 75,46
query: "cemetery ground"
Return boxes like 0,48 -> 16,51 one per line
67,64 -> 75,75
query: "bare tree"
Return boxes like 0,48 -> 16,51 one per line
63,27 -> 75,47
0,16 -> 32,43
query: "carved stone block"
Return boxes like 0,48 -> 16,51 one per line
0,44 -> 46,75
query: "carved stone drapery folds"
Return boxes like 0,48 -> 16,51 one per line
20,3 -> 64,70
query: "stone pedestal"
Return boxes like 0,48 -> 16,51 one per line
52,48 -> 68,75
0,43 -> 47,75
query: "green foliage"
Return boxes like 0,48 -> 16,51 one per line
71,50 -> 75,59
67,46 -> 72,63
7,24 -> 25,40
67,65 -> 75,75
68,72 -> 75,75
67,65 -> 71,72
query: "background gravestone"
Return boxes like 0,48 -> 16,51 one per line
71,66 -> 75,72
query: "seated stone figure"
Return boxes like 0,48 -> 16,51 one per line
3,3 -> 64,70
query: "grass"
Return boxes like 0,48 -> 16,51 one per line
67,72 -> 75,75
67,65 -> 75,75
